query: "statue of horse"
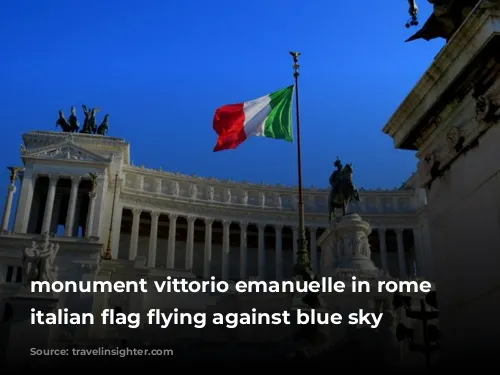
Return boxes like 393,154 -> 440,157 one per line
96,114 -> 109,135
55,110 -> 71,132
328,163 -> 360,222
80,105 -> 101,134
68,106 -> 80,132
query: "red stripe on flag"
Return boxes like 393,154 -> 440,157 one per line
212,103 -> 247,152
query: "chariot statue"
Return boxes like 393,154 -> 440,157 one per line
327,158 -> 360,222
55,105 -> 110,135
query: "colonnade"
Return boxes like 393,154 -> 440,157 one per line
1,173 -> 421,281
118,208 -> 417,280
122,208 -> 317,280
2,174 -> 97,237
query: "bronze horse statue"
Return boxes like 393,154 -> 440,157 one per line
328,163 -> 360,222
55,110 -> 71,132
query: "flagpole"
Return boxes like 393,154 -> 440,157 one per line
290,51 -> 314,285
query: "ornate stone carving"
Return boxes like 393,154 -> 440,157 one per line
258,191 -> 265,207
132,208 -> 142,217
34,146 -> 103,162
342,232 -> 370,258
239,221 -> 248,228
422,148 -> 442,175
22,233 -> 59,285
136,175 -> 144,190
206,186 -> 215,201
319,214 -> 383,280
222,220 -> 231,227
241,190 -> 248,205
7,166 -> 22,184
445,125 -> 464,153
171,181 -> 179,196
224,188 -> 232,204
475,89 -> 500,126
275,193 -> 282,208
88,173 -> 99,192
189,183 -> 197,199
168,213 -> 178,221
204,217 -> 214,225
186,215 -> 196,224
154,178 -> 162,193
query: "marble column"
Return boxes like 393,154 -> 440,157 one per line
85,191 -> 97,238
167,213 -> 178,268
395,228 -> 407,279
203,218 -> 214,278
378,228 -> 388,272
110,177 -> 123,260
257,224 -> 265,279
14,170 -> 34,234
292,226 -> 298,263
64,176 -> 80,236
41,175 -> 58,234
129,208 -> 142,260
239,221 -> 248,279
309,227 -> 317,273
222,220 -> 230,280
1,184 -> 16,232
50,193 -> 62,234
275,225 -> 283,280
185,216 -> 196,270
148,211 -> 160,267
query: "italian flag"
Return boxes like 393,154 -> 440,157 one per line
213,85 -> 295,152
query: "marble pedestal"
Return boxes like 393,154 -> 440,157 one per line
316,214 -> 401,365
319,214 -> 393,303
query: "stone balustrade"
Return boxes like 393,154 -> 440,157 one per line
121,166 -> 419,214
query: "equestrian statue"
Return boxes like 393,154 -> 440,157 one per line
328,157 -> 360,222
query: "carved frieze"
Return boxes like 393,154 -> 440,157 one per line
206,186 -> 215,201
474,87 -> 500,128
22,142 -> 111,163
418,84 -> 500,186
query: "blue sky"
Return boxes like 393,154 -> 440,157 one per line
0,0 -> 444,207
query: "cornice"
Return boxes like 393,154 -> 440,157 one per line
21,131 -> 131,164
383,3 -> 500,148
22,131 -> 128,148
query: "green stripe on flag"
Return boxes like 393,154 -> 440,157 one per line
263,85 -> 294,141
